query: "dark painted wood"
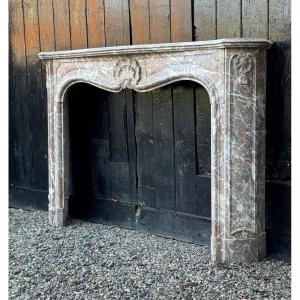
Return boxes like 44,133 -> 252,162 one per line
89,88 -> 110,140
78,197 -> 211,245
9,186 -> 48,211
110,161 -> 131,202
173,82 -> 197,214
195,176 -> 211,218
195,87 -> 211,175
266,181 -> 291,250
266,42 -> 291,181
107,92 -> 131,202
152,88 -> 176,210
108,92 -> 128,162
23,0 -> 48,190
135,206 -> 211,245
9,0 -> 30,187
134,92 -> 156,208
91,139 -> 110,200
125,90 -> 137,203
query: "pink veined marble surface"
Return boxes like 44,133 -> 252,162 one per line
39,38 -> 272,263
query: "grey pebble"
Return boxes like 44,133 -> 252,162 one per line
9,208 -> 291,299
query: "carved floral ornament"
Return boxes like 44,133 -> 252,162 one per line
113,58 -> 141,89
232,53 -> 253,85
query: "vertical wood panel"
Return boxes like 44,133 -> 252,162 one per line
104,0 -> 131,202
173,84 -> 197,214
152,89 -> 175,210
130,0 -> 153,206
23,0 -> 40,69
53,0 -> 71,50
88,89 -> 110,200
86,0 -> 105,47
217,0 -> 241,38
269,0 -> 291,41
38,0 -> 55,51
130,0 -> 150,44
149,0 -> 175,210
37,0 -> 56,190
9,0 -> 27,65
170,1 -> 196,214
108,93 -> 128,162
194,0 -> 216,40
92,139 -> 110,199
108,92 -> 130,201
170,0 -> 192,42
135,93 -> 156,207
104,0 -> 130,46
195,88 -> 211,175
242,0 -> 268,38
69,0 -> 88,49
125,90 -> 137,203
149,0 -> 170,43
193,0 -> 213,217
110,161 -> 131,202
266,0 -> 291,180
23,0 -> 48,189
9,0 -> 30,186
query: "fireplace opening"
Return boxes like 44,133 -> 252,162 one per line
67,81 -> 211,245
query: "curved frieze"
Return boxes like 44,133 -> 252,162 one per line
54,61 -> 221,105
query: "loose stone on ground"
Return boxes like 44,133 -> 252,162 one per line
9,208 -> 291,299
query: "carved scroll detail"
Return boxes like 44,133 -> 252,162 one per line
113,58 -> 141,89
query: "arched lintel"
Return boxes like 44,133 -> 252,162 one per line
55,67 -> 220,106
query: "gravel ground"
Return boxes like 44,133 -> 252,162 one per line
9,208 -> 291,300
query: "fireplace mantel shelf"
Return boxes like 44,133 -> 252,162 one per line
39,38 -> 271,60
40,38 -> 272,263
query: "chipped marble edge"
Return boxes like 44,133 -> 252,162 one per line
38,38 -> 273,60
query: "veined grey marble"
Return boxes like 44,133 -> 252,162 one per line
39,38 -> 272,263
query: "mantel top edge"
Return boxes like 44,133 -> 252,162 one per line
38,38 -> 272,60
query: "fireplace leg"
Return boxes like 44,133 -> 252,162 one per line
48,99 -> 69,227
211,49 -> 267,263
49,206 -> 66,226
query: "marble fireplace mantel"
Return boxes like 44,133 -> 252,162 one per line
39,38 -> 272,263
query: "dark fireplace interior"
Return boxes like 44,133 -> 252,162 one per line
67,81 -> 212,244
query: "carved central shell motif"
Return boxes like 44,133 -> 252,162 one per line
113,58 -> 141,89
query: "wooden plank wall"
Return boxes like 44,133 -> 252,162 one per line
9,0 -> 291,246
